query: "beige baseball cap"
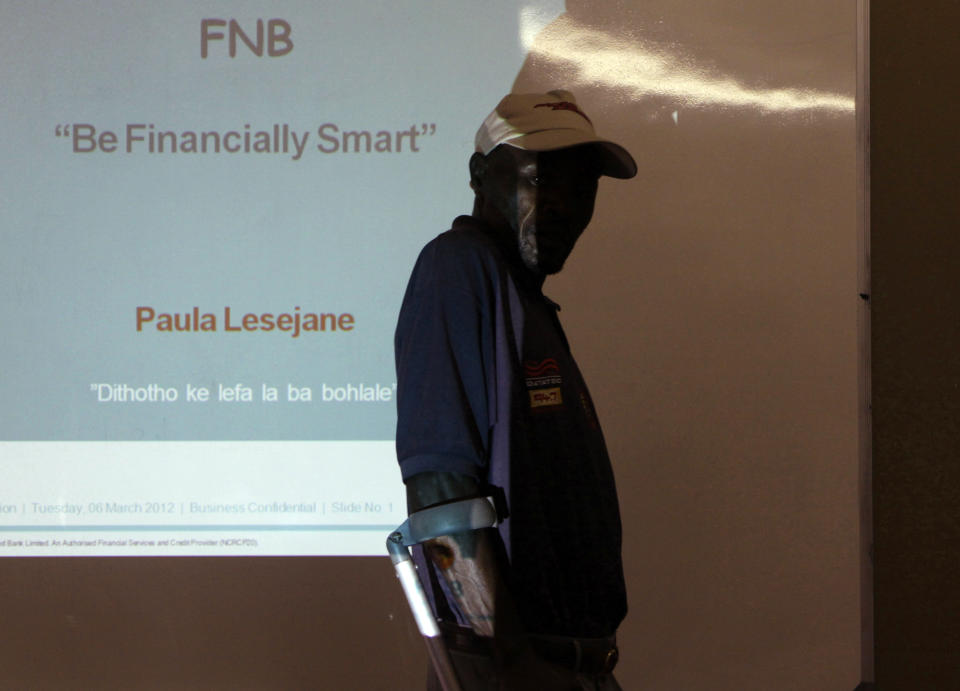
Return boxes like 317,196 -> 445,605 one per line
474,90 -> 637,179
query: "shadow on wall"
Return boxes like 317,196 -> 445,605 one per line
510,2 -> 860,689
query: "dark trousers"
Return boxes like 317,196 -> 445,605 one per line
426,631 -> 622,691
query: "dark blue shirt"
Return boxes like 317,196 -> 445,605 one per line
395,216 -> 626,637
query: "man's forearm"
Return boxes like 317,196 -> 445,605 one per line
423,529 -> 498,637
406,471 -> 580,689
406,471 -> 525,649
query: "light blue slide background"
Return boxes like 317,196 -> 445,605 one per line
0,0 -> 563,440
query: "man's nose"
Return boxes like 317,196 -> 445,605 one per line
535,192 -> 574,219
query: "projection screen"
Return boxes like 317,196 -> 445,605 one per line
0,0 -> 573,556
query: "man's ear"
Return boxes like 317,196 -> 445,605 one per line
468,151 -> 487,192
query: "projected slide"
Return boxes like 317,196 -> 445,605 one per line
0,1 -> 563,555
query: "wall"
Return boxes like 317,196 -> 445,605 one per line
872,0 -> 960,687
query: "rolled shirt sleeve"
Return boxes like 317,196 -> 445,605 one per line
394,232 -> 496,482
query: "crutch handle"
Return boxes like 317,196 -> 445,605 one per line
387,496 -> 499,691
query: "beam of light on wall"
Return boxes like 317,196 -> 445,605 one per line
523,18 -> 854,115
519,2 -> 565,53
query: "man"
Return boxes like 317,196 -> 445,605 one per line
395,91 -> 637,690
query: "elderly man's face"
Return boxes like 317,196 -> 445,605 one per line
482,145 -> 602,275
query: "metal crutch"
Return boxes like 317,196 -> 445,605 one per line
387,496 -> 499,691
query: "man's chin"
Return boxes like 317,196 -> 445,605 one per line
519,245 -> 568,276
542,261 -> 566,275
534,255 -> 567,276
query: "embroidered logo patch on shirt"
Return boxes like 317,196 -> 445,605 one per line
530,387 -> 563,407
524,358 -> 563,408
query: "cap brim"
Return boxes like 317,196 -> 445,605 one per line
504,129 -> 637,179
